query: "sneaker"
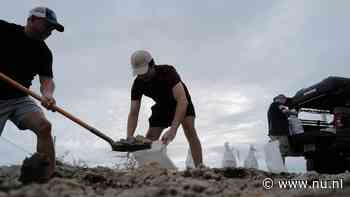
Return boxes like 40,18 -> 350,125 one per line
19,153 -> 52,184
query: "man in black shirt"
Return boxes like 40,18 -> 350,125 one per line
267,94 -> 291,163
127,50 -> 203,167
0,7 -> 64,180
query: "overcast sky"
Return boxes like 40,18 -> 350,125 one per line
0,0 -> 349,171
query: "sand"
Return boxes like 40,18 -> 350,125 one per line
1,161 -> 350,197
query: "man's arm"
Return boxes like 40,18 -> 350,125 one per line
40,76 -> 55,97
127,99 -> 141,137
161,82 -> 188,144
170,82 -> 188,130
39,76 -> 56,110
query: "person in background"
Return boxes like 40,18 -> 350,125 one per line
267,94 -> 291,163
126,50 -> 203,167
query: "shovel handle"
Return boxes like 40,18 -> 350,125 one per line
0,72 -> 115,146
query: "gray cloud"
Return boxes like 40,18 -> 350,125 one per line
1,1 -> 349,172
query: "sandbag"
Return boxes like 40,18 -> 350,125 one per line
221,142 -> 237,168
288,113 -> 304,135
264,140 -> 287,173
244,145 -> 259,169
132,141 -> 177,170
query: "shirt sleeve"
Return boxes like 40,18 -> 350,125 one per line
131,79 -> 143,100
38,43 -> 54,78
167,66 -> 181,88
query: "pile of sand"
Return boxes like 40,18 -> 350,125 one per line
1,161 -> 350,197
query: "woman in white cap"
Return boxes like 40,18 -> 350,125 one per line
126,50 -> 203,167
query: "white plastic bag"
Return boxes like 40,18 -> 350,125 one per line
232,146 -> 240,166
244,145 -> 259,169
263,140 -> 287,173
288,114 -> 304,135
185,148 -> 195,168
221,142 -> 237,168
132,141 -> 177,170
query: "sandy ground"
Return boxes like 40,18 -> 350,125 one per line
1,161 -> 350,197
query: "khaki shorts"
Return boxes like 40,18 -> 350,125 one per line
0,96 -> 43,135
269,135 -> 290,156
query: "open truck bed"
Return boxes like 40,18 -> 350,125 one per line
283,76 -> 350,173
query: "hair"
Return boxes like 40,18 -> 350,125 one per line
27,15 -> 42,24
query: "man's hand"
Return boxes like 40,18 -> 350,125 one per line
126,135 -> 135,143
161,128 -> 177,145
41,95 -> 56,112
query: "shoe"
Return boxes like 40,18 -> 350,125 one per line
19,153 -> 52,184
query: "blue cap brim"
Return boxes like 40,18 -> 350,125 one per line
47,19 -> 64,32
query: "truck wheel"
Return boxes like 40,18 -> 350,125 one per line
313,155 -> 346,174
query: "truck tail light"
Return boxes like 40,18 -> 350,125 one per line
334,113 -> 344,128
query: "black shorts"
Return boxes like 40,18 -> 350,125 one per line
149,102 -> 196,127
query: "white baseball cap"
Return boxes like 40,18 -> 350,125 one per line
130,50 -> 153,76
29,7 -> 64,32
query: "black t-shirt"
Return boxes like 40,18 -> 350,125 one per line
131,65 -> 192,107
0,20 -> 53,99
267,102 -> 289,136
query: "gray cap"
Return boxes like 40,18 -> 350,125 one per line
29,7 -> 64,32
130,50 -> 153,76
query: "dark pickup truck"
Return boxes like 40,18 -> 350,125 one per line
285,76 -> 350,174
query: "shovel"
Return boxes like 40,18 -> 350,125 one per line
0,72 -> 151,152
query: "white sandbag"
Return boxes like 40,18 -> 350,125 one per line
232,146 -> 240,166
221,142 -> 237,168
264,140 -> 287,173
288,113 -> 304,135
185,148 -> 195,168
132,141 -> 177,170
244,145 -> 259,169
